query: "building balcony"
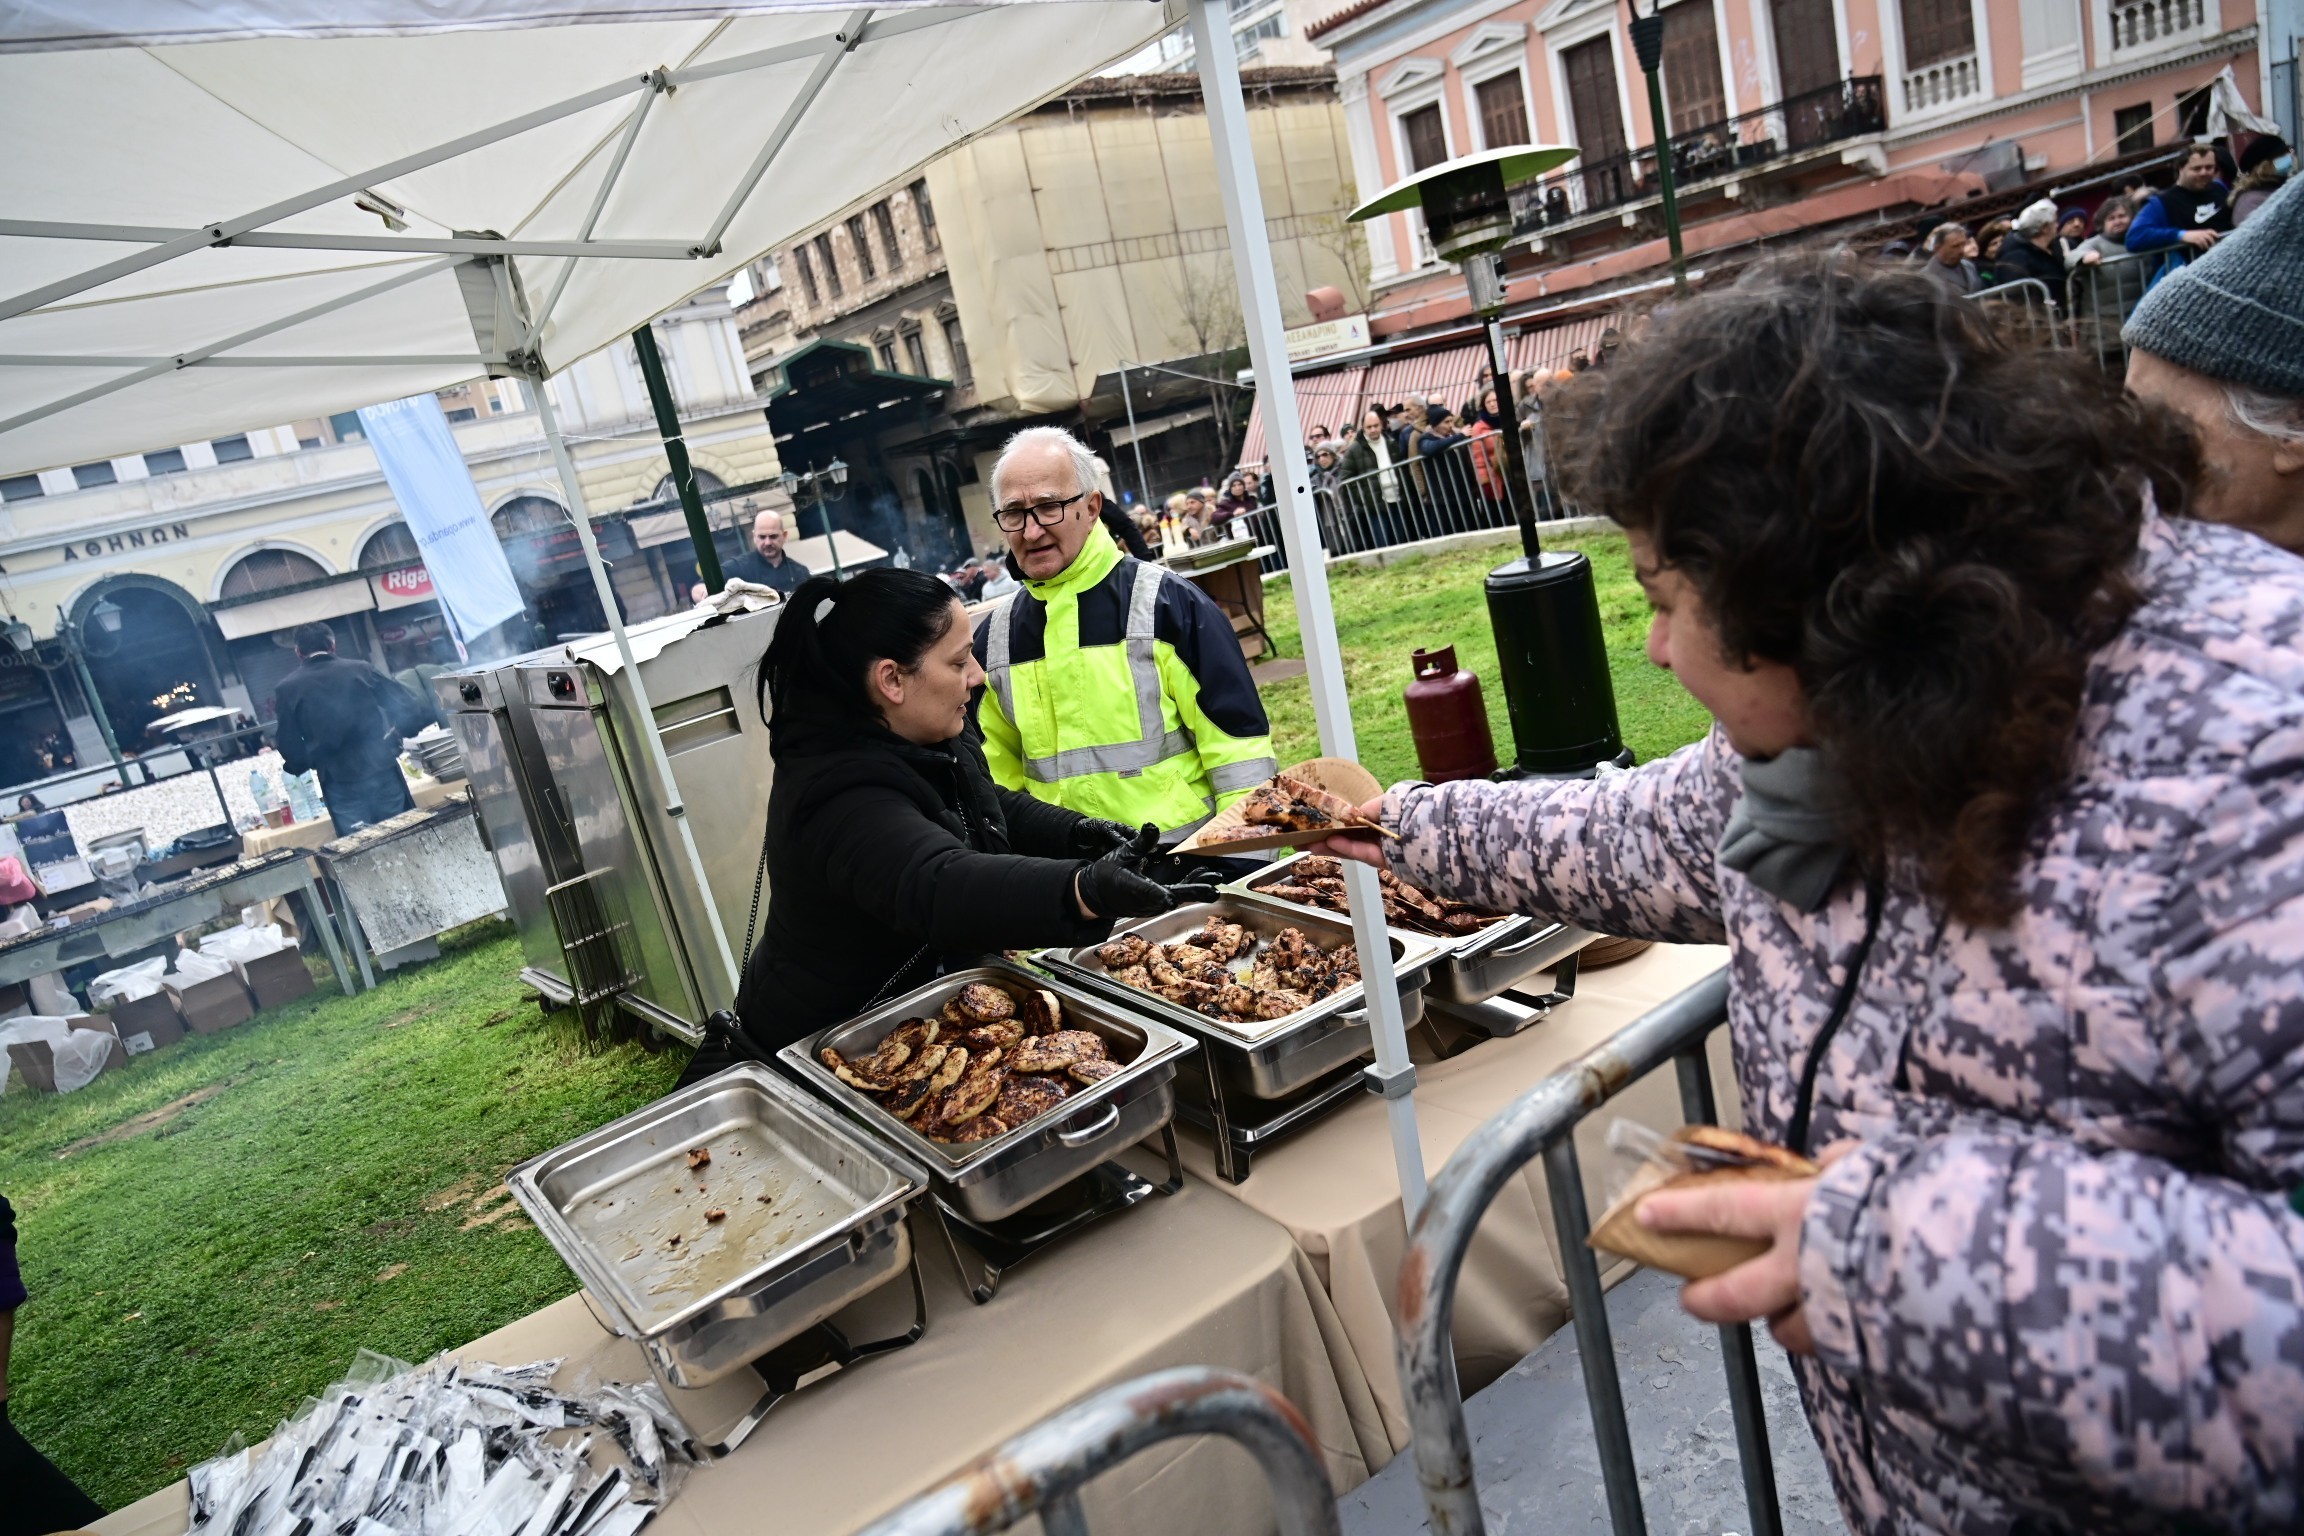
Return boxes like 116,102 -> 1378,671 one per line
1510,76 -> 1888,242
2108,0 -> 2212,59
1901,52 -> 1983,116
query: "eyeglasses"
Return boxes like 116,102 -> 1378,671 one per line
992,491 -> 1089,531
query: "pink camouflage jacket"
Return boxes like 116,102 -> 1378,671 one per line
1388,514 -> 2304,1534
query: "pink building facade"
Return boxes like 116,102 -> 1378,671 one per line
1312,0 -> 2276,341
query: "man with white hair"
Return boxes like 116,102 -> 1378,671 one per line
1990,198 -> 2067,288
973,425 -> 1276,839
2124,179 -> 2304,552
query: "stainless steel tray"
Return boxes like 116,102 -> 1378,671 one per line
506,1062 -> 927,1388
1041,894 -> 1442,1100
783,965 -> 1196,1224
1224,852 -> 1593,1007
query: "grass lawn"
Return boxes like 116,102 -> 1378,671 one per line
1260,528 -> 1712,783
0,926 -> 681,1511
0,524 -> 1706,1513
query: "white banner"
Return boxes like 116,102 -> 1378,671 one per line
357,394 -> 524,645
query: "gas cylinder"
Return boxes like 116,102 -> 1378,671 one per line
1404,644 -> 1498,782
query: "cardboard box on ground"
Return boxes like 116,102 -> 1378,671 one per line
5,1014 -> 125,1093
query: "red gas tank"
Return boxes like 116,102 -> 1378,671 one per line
1404,644 -> 1498,783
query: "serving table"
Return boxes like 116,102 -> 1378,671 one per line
93,1178 -> 1387,1536
1176,938 -> 1736,1457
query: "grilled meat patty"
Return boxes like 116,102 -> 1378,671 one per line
955,982 -> 1016,1023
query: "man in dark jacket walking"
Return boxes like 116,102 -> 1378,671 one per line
272,622 -> 429,833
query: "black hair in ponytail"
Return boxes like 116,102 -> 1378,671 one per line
759,566 -> 961,725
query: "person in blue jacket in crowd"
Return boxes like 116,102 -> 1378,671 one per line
2124,142 -> 2230,256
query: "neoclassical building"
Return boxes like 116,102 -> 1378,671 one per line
0,288 -> 779,787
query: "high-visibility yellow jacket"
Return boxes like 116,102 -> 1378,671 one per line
973,527 -> 1277,837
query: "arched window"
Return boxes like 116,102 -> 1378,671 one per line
219,548 -> 328,600
492,495 -> 569,537
650,467 -> 726,505
357,521 -> 421,571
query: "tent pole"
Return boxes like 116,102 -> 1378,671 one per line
632,322 -> 722,594
1191,0 -> 1426,1223
527,377 -> 743,1007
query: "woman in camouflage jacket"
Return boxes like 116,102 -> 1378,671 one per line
1332,259 -> 2304,1533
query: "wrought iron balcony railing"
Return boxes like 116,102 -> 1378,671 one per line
1511,75 -> 1887,238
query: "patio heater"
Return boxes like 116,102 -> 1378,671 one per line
1349,151 -> 1631,776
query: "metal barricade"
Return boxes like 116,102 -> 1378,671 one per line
1967,277 -> 2066,350
853,1366 -> 1342,1536
1241,431 -> 1571,574
2065,247 -> 2187,373
1395,968 -> 1786,1536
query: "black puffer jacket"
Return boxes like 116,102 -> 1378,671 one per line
272,654 -> 430,785
734,711 -> 1109,1054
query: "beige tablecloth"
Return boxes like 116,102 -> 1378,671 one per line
95,1178 -> 1389,1536
1177,940 -> 1737,1456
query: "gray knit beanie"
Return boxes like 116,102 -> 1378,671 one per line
2123,177 -> 2304,399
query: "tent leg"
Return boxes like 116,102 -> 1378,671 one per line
528,380 -> 744,1010
1192,0 -> 1426,1221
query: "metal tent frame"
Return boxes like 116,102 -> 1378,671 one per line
0,0 -> 1432,1215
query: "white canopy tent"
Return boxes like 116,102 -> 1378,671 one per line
0,0 -> 1426,1216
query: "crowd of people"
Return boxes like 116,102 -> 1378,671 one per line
1903,135 -> 2289,300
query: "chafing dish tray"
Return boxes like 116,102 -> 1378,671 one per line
783,965 -> 1195,1225
507,1062 -> 927,1389
1224,851 -> 1594,1007
1041,894 -> 1442,1100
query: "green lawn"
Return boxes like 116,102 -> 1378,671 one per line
0,927 -> 681,1511
1260,528 -> 1712,783
0,525 -> 1706,1514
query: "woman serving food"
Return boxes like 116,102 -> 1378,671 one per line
686,567 -> 1216,1079
1318,256 -> 2304,1534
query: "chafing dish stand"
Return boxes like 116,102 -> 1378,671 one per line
509,1062 -> 935,1456
1042,894 -> 1443,1185
785,964 -> 1197,1303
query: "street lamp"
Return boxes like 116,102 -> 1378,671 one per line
779,457 -> 852,578
1348,145 -> 1632,776
6,602 -> 133,783
1627,0 -> 1690,296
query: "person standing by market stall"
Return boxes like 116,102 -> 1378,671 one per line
271,622 -> 431,834
695,566 -> 1216,1075
1318,257 -> 2304,1533
972,427 -> 1276,843
716,506 -> 811,598
0,1194 -> 105,1536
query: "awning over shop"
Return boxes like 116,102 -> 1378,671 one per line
763,337 -> 948,449
212,578 -> 377,640
1234,364 -> 1367,467
1109,404 -> 1212,448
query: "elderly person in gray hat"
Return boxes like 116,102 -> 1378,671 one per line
2124,179 -> 2304,553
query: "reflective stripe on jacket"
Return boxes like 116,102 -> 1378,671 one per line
973,527 -> 1276,836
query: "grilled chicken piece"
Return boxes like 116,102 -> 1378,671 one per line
1069,1058 -> 1122,1086
1098,933 -> 1153,968
1214,983 -> 1262,1017
1442,912 -> 1489,935
1259,882 -> 1329,909
821,1047 -> 901,1094
887,1018 -> 940,1054
1015,987 -> 1065,1036
955,983 -> 1017,1023
922,1047 -> 1004,1130
1379,870 -> 1451,926
994,1073 -> 1071,1126
1145,954 -> 1188,992
1164,943 -> 1215,969
1252,989 -> 1312,1020
939,1000 -> 972,1030
1293,856 -> 1341,880
961,1020 -> 1024,1053
1111,963 -> 1152,990
1010,1030 -> 1105,1073
882,1063 -> 941,1120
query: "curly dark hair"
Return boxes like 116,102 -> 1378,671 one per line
1551,254 -> 2197,924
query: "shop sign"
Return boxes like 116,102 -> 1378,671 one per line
59,522 -> 191,560
1284,314 -> 1370,363
372,563 -> 435,606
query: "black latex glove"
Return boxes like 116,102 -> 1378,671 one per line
1067,818 -> 1152,859
1076,841 -> 1219,919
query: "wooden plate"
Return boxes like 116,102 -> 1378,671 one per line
1175,756 -> 1386,855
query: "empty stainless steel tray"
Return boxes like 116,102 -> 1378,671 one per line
1224,851 -> 1593,1007
783,965 -> 1196,1224
1041,894 -> 1442,1100
507,1063 -> 927,1388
